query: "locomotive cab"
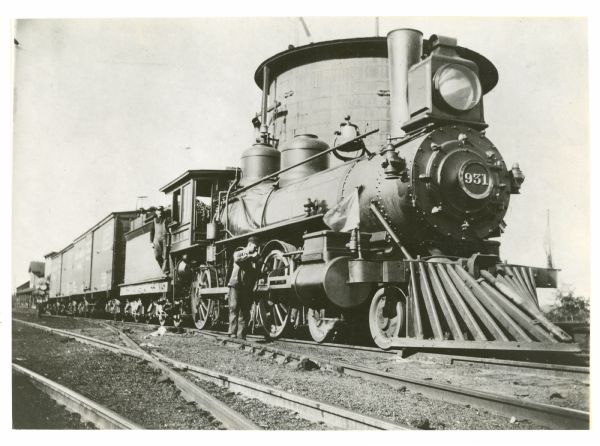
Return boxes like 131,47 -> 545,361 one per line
159,169 -> 238,254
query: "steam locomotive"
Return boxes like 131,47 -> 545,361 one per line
41,29 -> 579,354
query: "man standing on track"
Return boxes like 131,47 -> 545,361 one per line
227,236 -> 260,340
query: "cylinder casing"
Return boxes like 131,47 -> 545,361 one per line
291,257 -> 374,309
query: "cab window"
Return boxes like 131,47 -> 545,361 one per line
172,189 -> 181,223
195,180 -> 212,224
181,183 -> 191,224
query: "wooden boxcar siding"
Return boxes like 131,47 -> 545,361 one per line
90,218 -> 115,293
123,222 -> 163,285
60,247 -> 74,297
49,254 -> 62,298
112,216 -> 134,290
72,233 -> 93,294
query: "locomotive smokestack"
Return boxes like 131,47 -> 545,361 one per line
387,29 -> 423,138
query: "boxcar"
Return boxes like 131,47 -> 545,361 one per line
46,211 -> 138,313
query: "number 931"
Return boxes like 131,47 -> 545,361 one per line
464,172 -> 489,185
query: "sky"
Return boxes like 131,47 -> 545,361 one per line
11,17 -> 589,306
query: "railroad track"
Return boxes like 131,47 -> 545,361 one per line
25,313 -> 588,371
179,325 -> 589,430
16,316 -> 589,429
108,317 -> 589,376
12,362 -> 142,429
13,318 -> 410,430
445,355 -> 589,375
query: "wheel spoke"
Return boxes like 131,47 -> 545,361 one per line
272,306 -> 280,325
274,304 -> 285,325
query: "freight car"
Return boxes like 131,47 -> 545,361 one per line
45,212 -> 138,316
38,28 -> 580,355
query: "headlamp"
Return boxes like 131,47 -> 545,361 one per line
434,64 -> 482,111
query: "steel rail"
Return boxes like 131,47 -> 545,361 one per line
12,362 -> 142,430
93,319 -> 589,429
99,322 -> 260,430
14,318 -> 409,430
153,352 -> 409,430
101,322 -> 410,430
14,318 -> 258,430
34,314 -> 395,354
24,314 -> 587,370
177,325 -> 589,430
446,355 -> 589,375
30,315 -> 587,369
201,329 -> 396,354
18,316 -> 590,428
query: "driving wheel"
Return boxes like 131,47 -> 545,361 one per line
191,267 -> 219,329
256,241 -> 297,339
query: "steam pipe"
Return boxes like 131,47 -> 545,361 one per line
369,202 -> 412,260
387,29 -> 423,138
260,66 -> 270,142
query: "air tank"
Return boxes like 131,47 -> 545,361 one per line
240,142 -> 281,186
279,134 -> 329,186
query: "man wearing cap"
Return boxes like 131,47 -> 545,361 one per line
227,236 -> 260,340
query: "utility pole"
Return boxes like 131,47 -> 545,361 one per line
136,195 -> 148,210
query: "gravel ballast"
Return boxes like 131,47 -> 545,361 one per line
12,316 -> 327,430
14,312 -> 586,429
262,338 -> 590,411
125,325 -> 543,429
13,323 -> 220,429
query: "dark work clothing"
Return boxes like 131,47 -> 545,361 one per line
149,215 -> 168,242
228,287 -> 252,338
227,249 -> 259,289
150,214 -> 170,275
228,248 -> 259,338
153,237 -> 170,274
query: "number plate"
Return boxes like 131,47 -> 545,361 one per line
459,161 -> 493,199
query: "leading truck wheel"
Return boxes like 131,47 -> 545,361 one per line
307,308 -> 336,343
369,287 -> 406,350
